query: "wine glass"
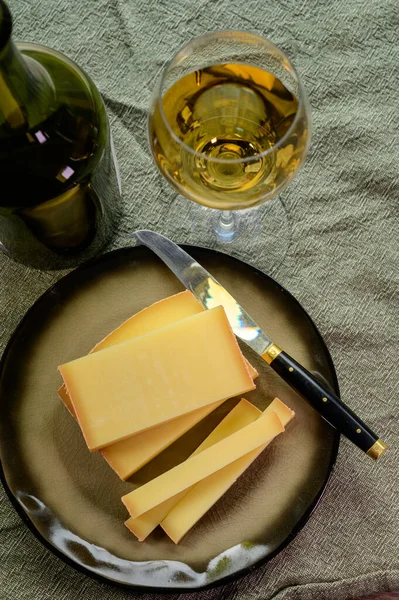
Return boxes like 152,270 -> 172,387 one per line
148,31 -> 310,241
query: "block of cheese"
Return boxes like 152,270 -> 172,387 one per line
122,407 -> 284,519
59,290 -> 258,415
161,398 -> 295,543
59,306 -> 255,451
59,291 -> 258,479
125,398 -> 261,541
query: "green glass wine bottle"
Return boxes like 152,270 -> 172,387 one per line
0,0 -> 121,269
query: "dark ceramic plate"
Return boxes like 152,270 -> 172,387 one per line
0,245 -> 339,592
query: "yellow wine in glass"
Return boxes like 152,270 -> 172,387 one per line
149,32 -> 310,240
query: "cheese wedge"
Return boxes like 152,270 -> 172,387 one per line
59,306 -> 255,451
122,407 -> 284,519
59,290 -> 258,415
161,398 -> 295,543
125,399 -> 261,541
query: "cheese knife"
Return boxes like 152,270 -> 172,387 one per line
133,229 -> 387,461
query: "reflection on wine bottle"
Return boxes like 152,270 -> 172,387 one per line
0,1 -> 121,269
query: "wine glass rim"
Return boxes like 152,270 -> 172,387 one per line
154,30 -> 308,165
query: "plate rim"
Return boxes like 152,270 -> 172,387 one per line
0,243 -> 340,592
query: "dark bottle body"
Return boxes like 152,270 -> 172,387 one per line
0,2 -> 120,269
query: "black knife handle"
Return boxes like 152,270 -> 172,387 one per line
262,345 -> 387,460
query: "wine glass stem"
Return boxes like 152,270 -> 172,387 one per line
215,210 -> 239,242
220,211 -> 235,230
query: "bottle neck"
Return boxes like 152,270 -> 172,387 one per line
0,3 -> 54,130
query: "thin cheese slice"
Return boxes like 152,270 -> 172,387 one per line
59,290 -> 258,415
122,408 -> 284,519
125,399 -> 261,541
161,398 -> 295,543
59,306 -> 255,451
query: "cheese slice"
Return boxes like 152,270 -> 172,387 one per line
122,407 -> 284,519
59,290 -> 258,416
59,306 -> 255,451
161,398 -> 295,543
125,399 -> 261,541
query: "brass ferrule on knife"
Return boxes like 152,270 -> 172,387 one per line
261,344 -> 282,365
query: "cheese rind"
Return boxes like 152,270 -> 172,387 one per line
124,399 -> 261,540
59,306 -> 255,451
122,408 -> 284,519
161,397 -> 295,543
58,383 -> 74,416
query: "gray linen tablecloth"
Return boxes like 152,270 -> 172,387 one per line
1,0 -> 398,598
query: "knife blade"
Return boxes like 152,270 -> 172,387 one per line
133,229 -> 387,461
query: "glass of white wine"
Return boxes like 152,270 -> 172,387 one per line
148,31 -> 310,241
